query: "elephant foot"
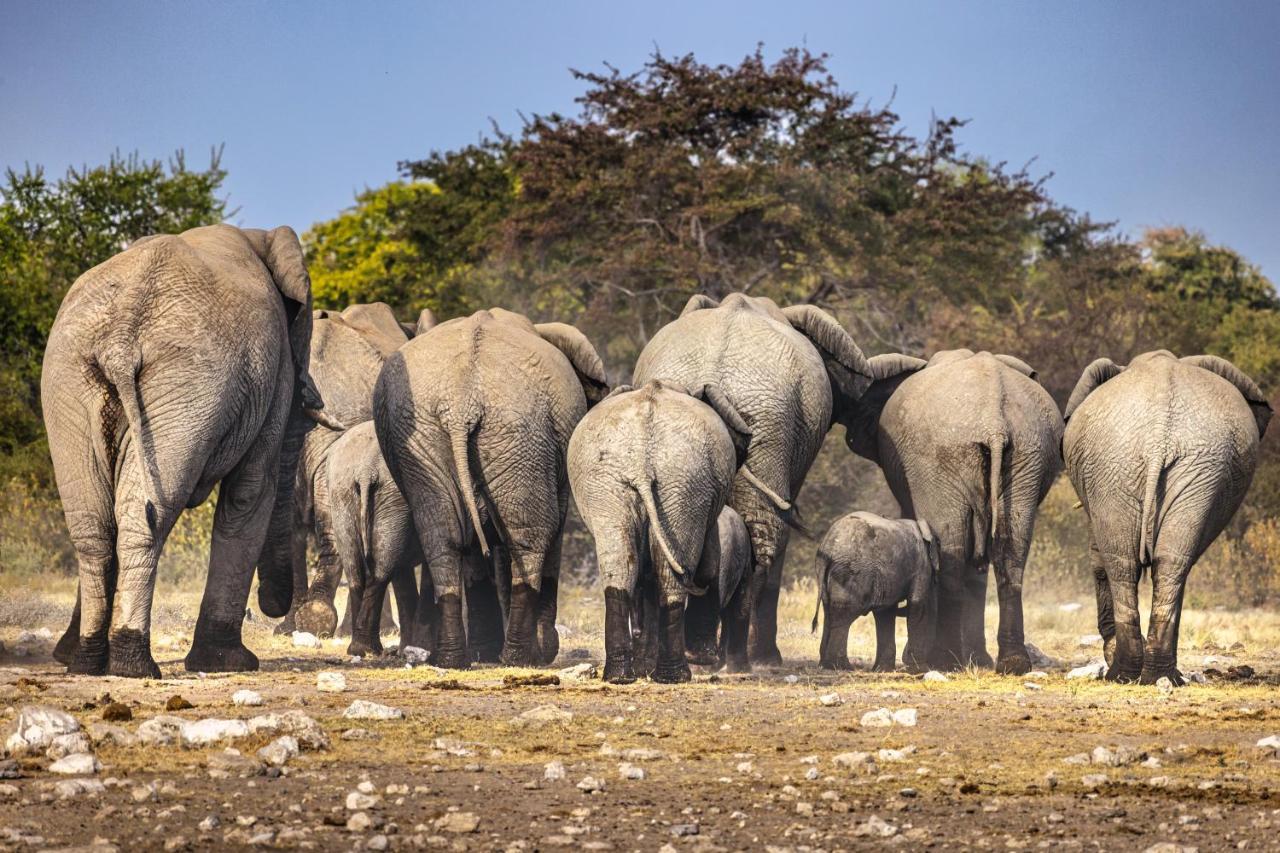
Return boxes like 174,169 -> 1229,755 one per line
685,639 -> 720,667
1103,635 -> 1117,668
429,647 -> 470,670
927,648 -> 965,672
1138,657 -> 1185,687
257,582 -> 292,620
967,649 -> 995,669
272,611 -> 298,636
1104,664 -> 1142,684
108,630 -> 161,680
871,659 -> 897,673
748,642 -> 784,668
535,619 -> 560,666
185,639 -> 260,674
820,656 -> 854,672
347,639 -> 383,659
67,636 -> 109,676
722,655 -> 751,674
901,647 -> 929,674
604,657 -> 636,684
53,628 -> 79,666
498,644 -> 537,668
995,652 -> 1031,676
651,659 -> 692,684
295,599 -> 339,638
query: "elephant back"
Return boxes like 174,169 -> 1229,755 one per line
309,313 -> 403,428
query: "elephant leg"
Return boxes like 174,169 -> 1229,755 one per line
501,540 -> 551,667
336,585 -> 354,637
684,581 -> 721,666
653,586 -> 692,684
297,476 -> 342,638
903,597 -> 934,673
425,553 -> 469,669
405,567 -> 439,653
1101,552 -> 1143,682
467,573 -> 505,663
378,591 -> 397,634
603,587 -> 636,684
634,573 -> 660,677
54,585 -> 83,666
186,401 -> 289,674
872,608 -> 897,672
961,569 -> 993,668
928,549 -> 967,671
1140,551 -> 1194,686
1089,536 -> 1117,667
534,533 -> 563,666
349,575 -> 389,658
818,602 -> 854,671
747,524 -> 789,667
67,538 -> 118,676
719,579 -> 751,673
390,563 -> 418,641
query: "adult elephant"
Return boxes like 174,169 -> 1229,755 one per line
44,225 -> 330,677
261,302 -> 435,640
842,350 -> 1063,674
374,307 -> 609,668
632,293 -> 872,667
1062,351 -> 1271,684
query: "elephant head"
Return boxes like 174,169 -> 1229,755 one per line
840,353 -> 928,462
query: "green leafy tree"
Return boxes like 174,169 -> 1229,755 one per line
0,149 -> 229,482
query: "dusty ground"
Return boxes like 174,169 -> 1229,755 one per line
1,582 -> 1279,852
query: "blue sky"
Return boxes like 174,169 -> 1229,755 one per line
4,1 -> 1278,277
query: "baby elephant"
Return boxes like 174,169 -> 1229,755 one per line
682,506 -> 752,669
568,380 -> 752,683
326,421 -> 428,658
814,512 -> 938,672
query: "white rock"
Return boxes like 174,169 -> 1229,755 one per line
783,674 -> 799,684
53,778 -> 105,798
1091,745 -> 1141,767
433,811 -> 480,833
1255,735 -> 1279,754
1081,773 -> 1109,788
5,705 -> 81,756
1026,670 -> 1048,680
86,723 -> 136,748
291,631 -> 321,648
736,761 -> 754,774
49,753 -> 101,775
877,747 -> 915,763
558,662 -> 598,681
342,700 -> 403,720
922,670 -> 948,682
245,711 -> 329,751
860,708 -> 894,728
346,790 -> 379,810
400,646 -> 430,665
1023,682 -> 1043,692
1079,634 -> 1103,647
231,690 -> 264,707
853,815 -> 897,837
1024,643 -> 1057,669
347,811 -> 372,832
1058,602 -> 1083,613
618,762 -> 645,780
257,736 -> 299,767
1156,677 -> 1175,696
136,716 -> 187,747
576,775 -> 605,793
1185,671 -> 1207,685
892,708 -> 918,727
316,671 -> 347,693
198,816 -> 220,832
818,692 -> 842,706
46,732 -> 93,759
180,718 -> 250,747
833,751 -> 875,771
543,760 -> 567,781
1067,661 -> 1107,680
517,704 -> 573,724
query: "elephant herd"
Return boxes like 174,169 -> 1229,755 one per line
40,224 -> 1272,687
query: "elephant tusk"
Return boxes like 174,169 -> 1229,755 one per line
304,407 -> 347,431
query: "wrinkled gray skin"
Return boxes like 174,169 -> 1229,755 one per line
265,303 -> 435,640
632,294 -> 872,667
44,225 -> 329,677
374,308 -> 609,668
1063,351 -> 1271,685
567,381 -> 745,682
813,512 -> 938,672
326,421 -> 428,657
843,350 -> 1063,675
683,506 -> 752,668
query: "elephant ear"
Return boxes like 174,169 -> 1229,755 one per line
1063,358 -> 1126,424
690,383 -> 752,467
414,308 -> 438,337
1181,355 -> 1273,438
994,354 -> 1039,381
781,305 -> 873,406
843,353 -> 927,461
534,322 -> 610,407
243,226 -> 335,424
680,294 -> 720,316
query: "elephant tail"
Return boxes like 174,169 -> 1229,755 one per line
354,483 -> 375,583
811,555 -> 831,634
635,477 -> 686,579
739,466 -> 814,540
448,421 -> 490,558
1138,452 -> 1164,565
985,432 -> 1006,553
101,348 -> 162,532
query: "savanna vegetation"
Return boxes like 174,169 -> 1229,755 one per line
3,49 -> 1277,609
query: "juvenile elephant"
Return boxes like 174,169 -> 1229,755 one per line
567,380 -> 749,682
1063,351 -> 1271,684
375,308 -> 609,668
632,293 -> 872,667
683,506 -> 752,668
44,225 -> 330,676
326,421 -> 428,657
262,303 -> 434,640
842,350 -> 1063,674
813,512 -> 938,672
